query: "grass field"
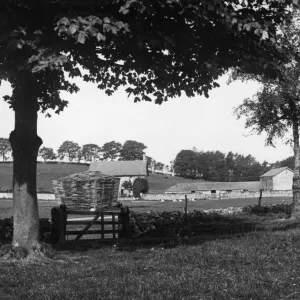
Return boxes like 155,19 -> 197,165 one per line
0,162 -> 196,193
1,217 -> 300,300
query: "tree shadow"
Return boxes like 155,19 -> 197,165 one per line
111,212 -> 300,251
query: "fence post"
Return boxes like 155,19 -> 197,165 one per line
184,195 -> 188,223
258,189 -> 263,206
119,206 -> 130,238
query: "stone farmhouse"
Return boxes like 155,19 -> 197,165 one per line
89,160 -> 148,196
260,167 -> 293,191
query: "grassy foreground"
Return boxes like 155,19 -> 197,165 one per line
1,216 -> 300,300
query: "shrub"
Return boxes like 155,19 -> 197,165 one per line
132,177 -> 149,198
242,202 -> 293,215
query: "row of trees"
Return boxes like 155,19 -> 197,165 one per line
173,149 -> 271,181
0,139 -> 147,162
54,140 -> 147,162
1,136 -> 173,173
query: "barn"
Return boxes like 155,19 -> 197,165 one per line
165,181 -> 262,198
89,160 -> 148,196
260,167 -> 293,191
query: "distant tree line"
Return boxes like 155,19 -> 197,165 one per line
0,136 -> 174,173
173,148 -> 286,181
42,140 -> 148,163
1,136 -> 292,180
0,138 -> 148,163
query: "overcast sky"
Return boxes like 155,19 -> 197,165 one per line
0,74 -> 294,166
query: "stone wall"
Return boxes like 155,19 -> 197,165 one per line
0,190 -> 292,201
0,218 -> 51,244
120,190 -> 292,201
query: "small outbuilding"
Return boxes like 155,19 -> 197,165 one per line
260,167 -> 293,191
89,160 -> 148,196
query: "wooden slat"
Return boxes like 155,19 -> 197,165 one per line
67,220 -> 121,225
112,214 -> 116,239
101,212 -> 120,216
67,210 -> 120,215
101,213 -> 104,239
72,210 -> 102,242
66,229 -> 118,235
67,210 -> 100,215
65,239 -> 117,245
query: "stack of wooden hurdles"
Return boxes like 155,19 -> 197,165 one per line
51,171 -> 130,247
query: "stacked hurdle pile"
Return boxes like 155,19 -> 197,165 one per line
52,171 -> 120,210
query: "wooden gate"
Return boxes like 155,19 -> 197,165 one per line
51,204 -> 130,247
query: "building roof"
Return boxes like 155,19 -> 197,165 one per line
260,167 -> 294,178
165,181 -> 262,193
89,160 -> 148,177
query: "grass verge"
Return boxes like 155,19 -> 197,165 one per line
0,211 -> 300,300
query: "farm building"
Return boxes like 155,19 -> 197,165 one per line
260,167 -> 293,191
89,160 -> 148,196
165,181 -> 262,198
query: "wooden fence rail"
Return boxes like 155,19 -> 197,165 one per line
50,204 -> 130,246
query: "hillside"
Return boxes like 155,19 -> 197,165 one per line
147,171 -> 197,193
0,162 -> 195,193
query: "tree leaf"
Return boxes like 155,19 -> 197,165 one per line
96,32 -> 106,41
261,30 -> 269,40
69,24 -> 78,35
243,23 -> 251,31
77,31 -> 86,44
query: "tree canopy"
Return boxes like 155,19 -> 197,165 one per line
57,140 -> 81,161
101,141 -> 122,160
81,143 -> 101,162
119,140 -> 147,160
38,146 -> 56,162
173,149 -> 269,181
232,10 -> 300,215
1,0 -> 297,113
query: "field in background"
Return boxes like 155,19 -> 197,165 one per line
0,196 -> 293,220
0,162 -> 196,193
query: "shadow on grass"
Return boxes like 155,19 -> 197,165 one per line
109,212 -> 300,251
2,210 -> 300,254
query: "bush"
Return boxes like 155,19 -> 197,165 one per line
132,177 -> 149,198
242,202 -> 293,215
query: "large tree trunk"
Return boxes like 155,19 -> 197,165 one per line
291,119 -> 300,218
9,72 -> 43,249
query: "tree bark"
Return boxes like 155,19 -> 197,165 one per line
291,118 -> 300,218
9,72 -> 43,249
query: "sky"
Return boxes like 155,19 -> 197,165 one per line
0,74 -> 294,166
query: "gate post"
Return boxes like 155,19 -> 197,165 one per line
119,206 -> 130,238
258,189 -> 263,206
51,204 -> 67,244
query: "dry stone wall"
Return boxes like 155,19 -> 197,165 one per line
120,190 -> 292,201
